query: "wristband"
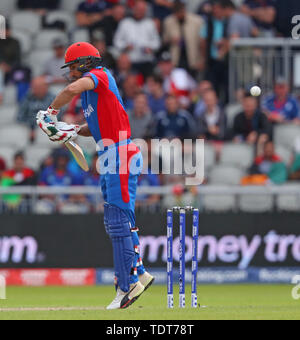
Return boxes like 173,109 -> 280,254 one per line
47,106 -> 60,116
47,106 -> 60,123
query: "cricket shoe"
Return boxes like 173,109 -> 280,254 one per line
139,272 -> 155,291
106,281 -> 145,310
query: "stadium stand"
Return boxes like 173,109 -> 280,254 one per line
11,11 -> 41,35
220,143 -> 254,169
274,124 -> 300,150
239,194 -> 274,213
0,0 -> 300,213
35,30 -> 68,49
0,124 -> 29,148
203,190 -> 236,212
209,165 -> 245,185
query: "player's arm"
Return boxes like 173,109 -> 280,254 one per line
36,77 -> 95,143
78,123 -> 92,137
50,77 -> 95,111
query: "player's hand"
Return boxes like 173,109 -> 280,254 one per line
36,111 -> 80,143
48,122 -> 81,144
36,110 -> 58,137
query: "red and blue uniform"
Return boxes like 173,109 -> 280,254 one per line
81,66 -> 145,292
81,66 -> 142,224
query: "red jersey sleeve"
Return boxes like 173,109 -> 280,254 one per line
83,68 -> 109,91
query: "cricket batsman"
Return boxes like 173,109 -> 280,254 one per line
36,42 -> 154,309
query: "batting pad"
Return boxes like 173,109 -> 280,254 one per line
104,203 -> 135,293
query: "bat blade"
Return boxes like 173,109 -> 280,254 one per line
65,141 -> 89,172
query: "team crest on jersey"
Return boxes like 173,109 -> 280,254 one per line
84,104 -> 94,118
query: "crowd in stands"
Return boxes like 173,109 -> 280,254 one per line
1,0 -> 300,213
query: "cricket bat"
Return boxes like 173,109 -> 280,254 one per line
65,141 -> 89,172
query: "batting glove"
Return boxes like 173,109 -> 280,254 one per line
36,110 -> 58,137
48,122 -> 81,144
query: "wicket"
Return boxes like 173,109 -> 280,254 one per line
167,206 -> 199,309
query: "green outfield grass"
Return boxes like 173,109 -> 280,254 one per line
0,285 -> 299,320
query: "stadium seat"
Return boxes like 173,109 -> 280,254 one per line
45,11 -> 75,32
0,146 -> 15,168
0,124 -> 29,148
71,29 -> 90,44
28,50 -> 54,77
220,143 -> 254,169
2,86 -> 17,106
49,84 -> 66,95
239,194 -> 274,212
75,136 -> 97,155
11,30 -> 32,55
35,128 -> 59,148
24,146 -> 52,170
203,191 -> 236,212
0,0 -> 17,16
186,0 -> 203,13
275,145 -> 292,166
203,143 -> 216,171
276,194 -> 300,212
225,102 -> 243,129
274,124 -> 300,150
35,30 -> 68,49
209,165 -> 245,185
0,105 -> 17,125
11,11 -> 41,35
61,0 -> 83,12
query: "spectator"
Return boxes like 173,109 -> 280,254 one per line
134,136 -> 161,209
198,89 -> 227,141
241,0 -> 276,37
136,170 -> 161,210
248,141 -> 287,184
34,153 -> 56,214
59,194 -> 92,214
163,0 -> 203,76
200,0 -> 229,101
91,3 -> 126,46
39,149 -> 76,187
191,80 -> 214,118
0,157 -> 6,180
157,52 -> 196,108
233,94 -> 271,153
8,66 -> 32,103
0,21 -> 21,104
1,152 -> 35,209
263,78 -> 300,125
17,0 -> 60,12
145,75 -> 166,115
221,0 -> 259,38
155,95 -> 195,139
76,0 -> 108,28
17,76 -> 55,142
289,151 -> 300,182
128,92 -> 153,139
122,74 -> 141,111
114,0 -> 161,77
91,30 -> 116,71
38,153 -> 55,174
163,184 -> 200,210
153,0 -> 174,21
114,53 -> 133,88
59,152 -> 99,214
77,154 -> 99,187
198,0 -> 213,17
43,38 -> 68,85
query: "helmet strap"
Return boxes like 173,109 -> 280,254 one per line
77,56 -> 102,74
